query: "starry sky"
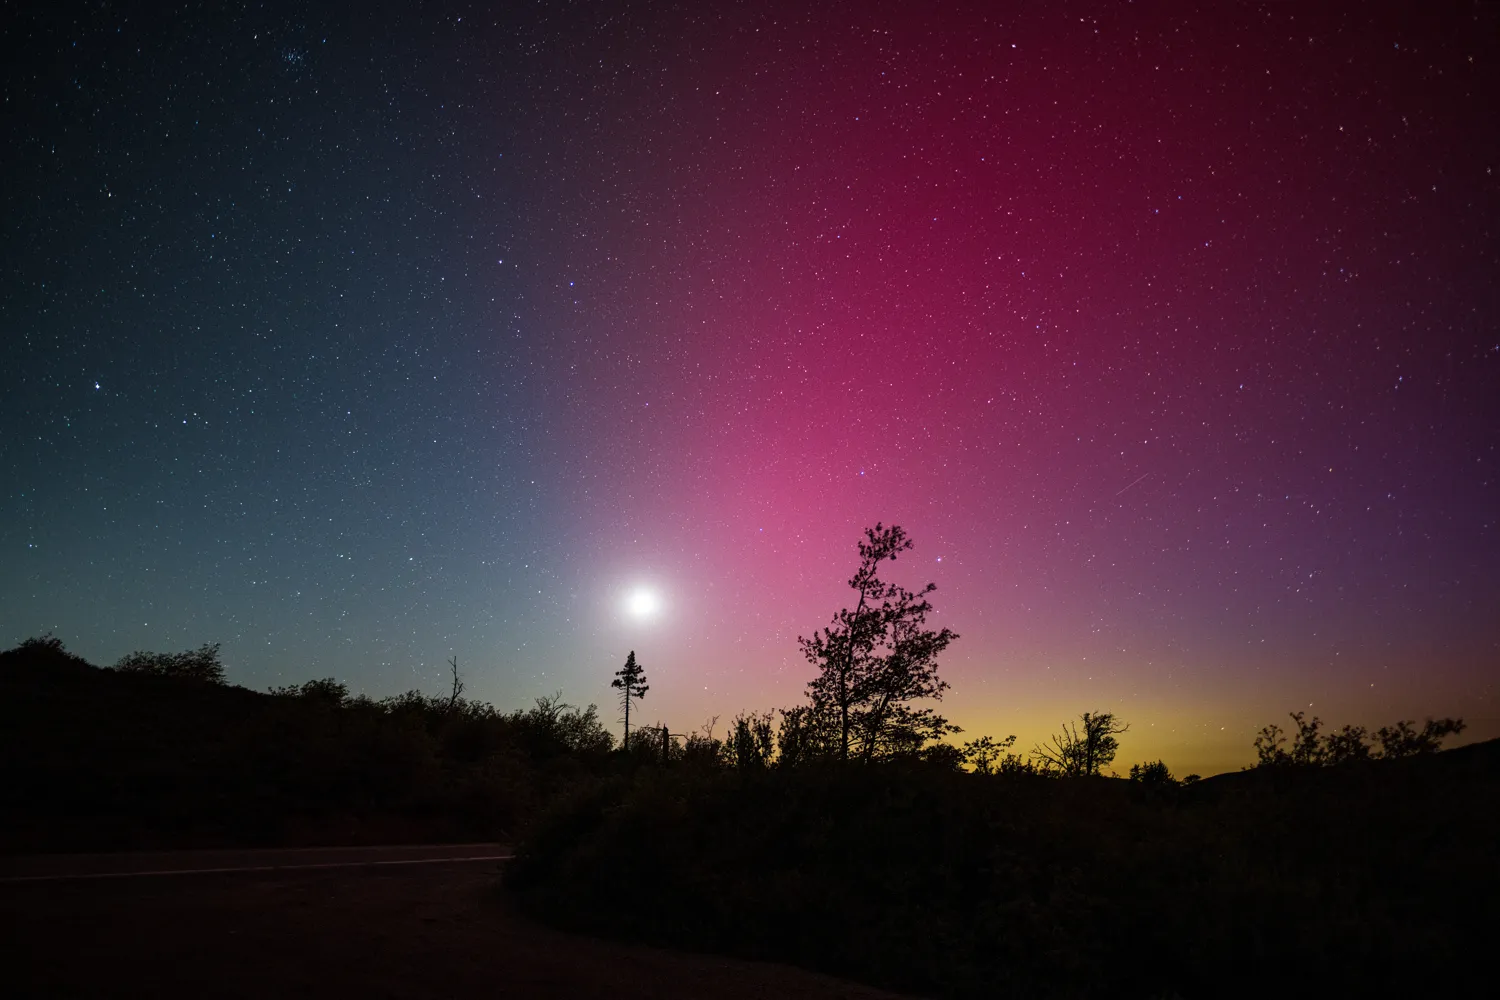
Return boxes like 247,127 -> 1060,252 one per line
3,1 -> 1497,775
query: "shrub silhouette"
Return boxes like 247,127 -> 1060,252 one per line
114,642 -> 226,684
996,751 -> 1039,775
1253,719 -> 1289,765
1322,724 -> 1372,764
726,710 -> 776,770
1376,717 -> 1466,758
1128,759 -> 1176,787
269,677 -> 350,705
961,734 -> 1017,774
1254,711 -> 1465,767
6,634 -> 94,677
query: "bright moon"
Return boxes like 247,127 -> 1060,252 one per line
626,587 -> 662,619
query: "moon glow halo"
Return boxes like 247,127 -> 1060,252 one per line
625,587 -> 662,620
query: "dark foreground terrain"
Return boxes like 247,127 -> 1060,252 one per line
6,639 -> 1493,998
2,850 -> 908,1000
0,637 -> 620,854
509,742 -> 1500,999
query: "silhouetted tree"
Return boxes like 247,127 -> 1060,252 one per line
514,692 -> 614,757
1253,720 -> 1289,766
1129,759 -> 1176,787
996,751 -> 1039,775
1255,712 -> 1466,766
773,705 -> 821,767
798,523 -> 959,762
1254,713 -> 1326,766
114,643 -> 226,684
1323,723 -> 1372,764
961,734 -> 1017,774
445,656 -> 465,713
727,710 -> 776,770
681,716 -> 722,766
559,701 -> 614,756
1375,717 -> 1466,758
611,650 -> 649,751
1253,723 -> 1285,766
1033,711 -> 1129,776
1287,711 -> 1324,766
924,742 -> 970,769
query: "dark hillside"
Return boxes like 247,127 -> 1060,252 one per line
0,639 -> 611,853
507,745 -> 1499,998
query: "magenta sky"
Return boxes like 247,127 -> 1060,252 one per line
3,2 -> 1496,774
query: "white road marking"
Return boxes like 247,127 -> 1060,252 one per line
0,854 -> 515,884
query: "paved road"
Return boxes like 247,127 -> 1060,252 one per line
1,846 -> 909,999
0,842 -> 513,882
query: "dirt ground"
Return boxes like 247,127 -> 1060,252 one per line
2,860 -> 913,999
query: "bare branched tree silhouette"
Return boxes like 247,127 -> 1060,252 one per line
1033,711 -> 1129,777
446,655 -> 465,713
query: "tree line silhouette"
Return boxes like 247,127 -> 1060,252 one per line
504,524 -> 1487,998
593,524 -> 1466,783
2,523 -> 1488,997
0,634 -> 618,852
1254,709 -> 1465,766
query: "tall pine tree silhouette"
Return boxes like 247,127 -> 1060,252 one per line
611,650 -> 649,751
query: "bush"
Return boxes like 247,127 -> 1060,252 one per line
1128,759 -> 1176,787
1256,711 -> 1465,767
114,643 -> 226,684
269,677 -> 350,705
508,747 -> 1499,998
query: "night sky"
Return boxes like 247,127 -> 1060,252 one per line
3,1 -> 1497,775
